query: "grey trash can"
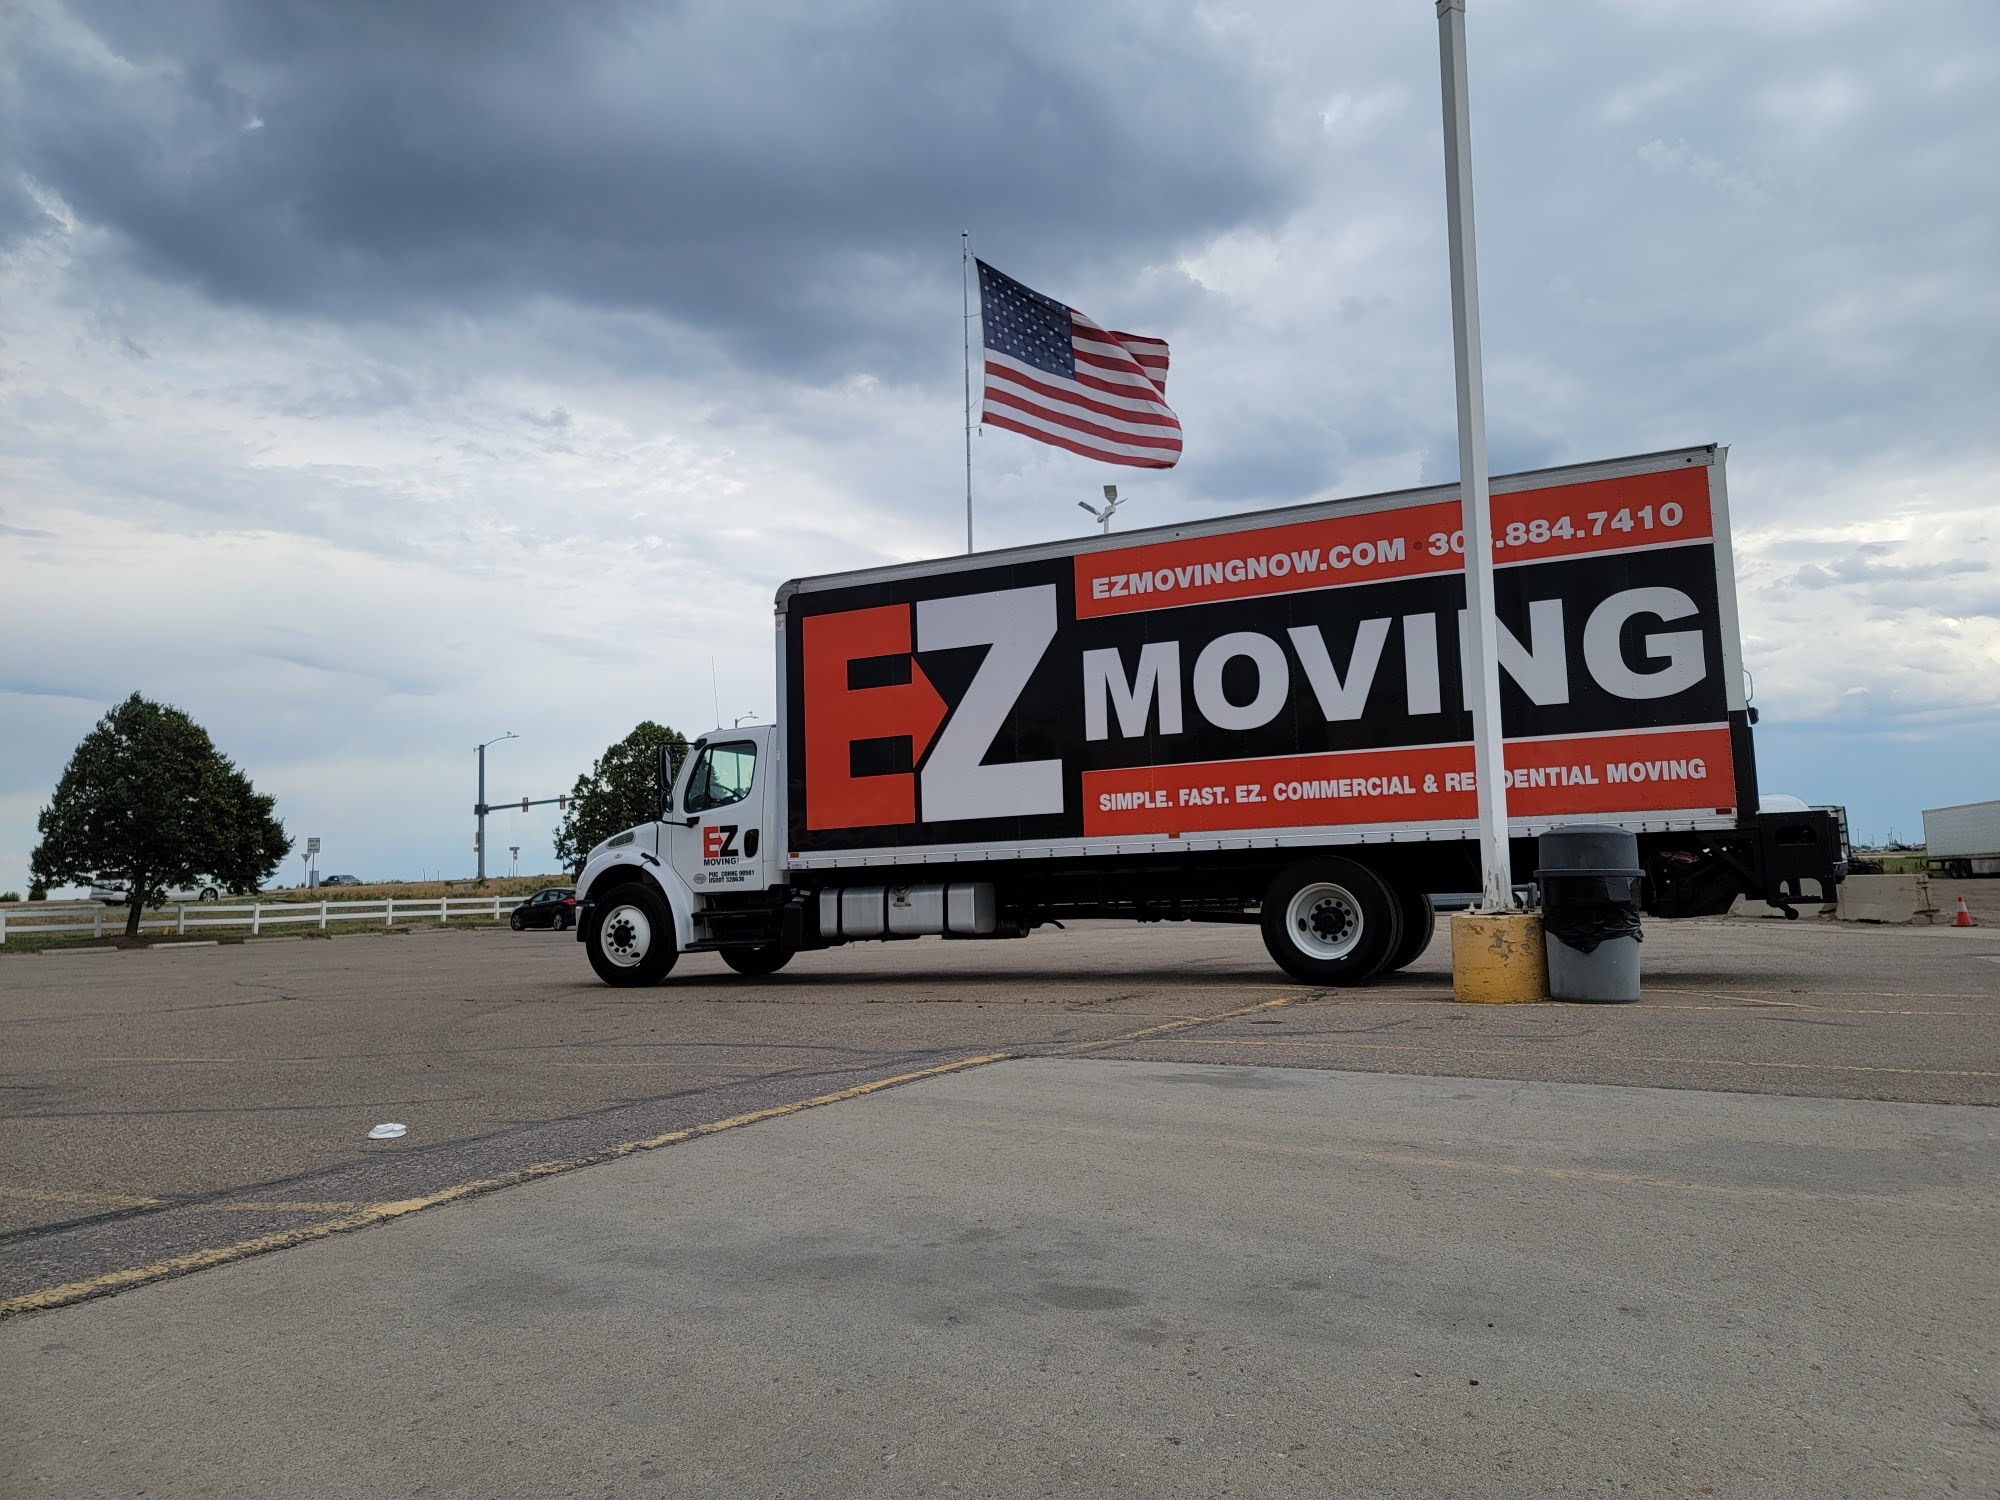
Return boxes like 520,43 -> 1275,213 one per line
1536,825 -> 1643,1002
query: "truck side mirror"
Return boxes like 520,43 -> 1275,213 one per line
657,743 -> 673,817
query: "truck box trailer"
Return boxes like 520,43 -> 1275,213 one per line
574,444 -> 1842,986
1924,800 -> 2000,878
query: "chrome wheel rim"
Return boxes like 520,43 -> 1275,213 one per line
1286,882 -> 1363,960
600,903 -> 653,968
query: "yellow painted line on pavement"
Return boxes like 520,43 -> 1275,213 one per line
0,1185 -> 483,1216
0,1187 -> 166,1209
1125,1036 -> 2000,1079
1641,1003 -> 1995,1018
1645,986 -> 1971,999
934,1116 -> 1999,1211
1641,985 -> 2000,1016
0,1051 -> 1010,1318
1062,992 -> 1309,1051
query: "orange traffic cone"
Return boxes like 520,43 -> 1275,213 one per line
1955,896 -> 1976,928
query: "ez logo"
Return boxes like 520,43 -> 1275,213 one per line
800,584 -> 1063,831
702,824 -> 739,861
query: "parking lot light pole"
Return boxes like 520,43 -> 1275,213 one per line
1437,0 -> 1511,914
476,732 -> 518,882
1437,0 -> 1547,1002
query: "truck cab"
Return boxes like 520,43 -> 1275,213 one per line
573,726 -> 792,985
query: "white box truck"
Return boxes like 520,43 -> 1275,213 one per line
574,445 -> 1842,987
1924,800 -> 2000,878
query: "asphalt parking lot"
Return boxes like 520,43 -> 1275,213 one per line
3,914 -> 1997,1496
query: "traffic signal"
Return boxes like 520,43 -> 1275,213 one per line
521,797 -> 530,812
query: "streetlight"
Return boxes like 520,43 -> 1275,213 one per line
1078,483 -> 1123,534
475,732 -> 518,882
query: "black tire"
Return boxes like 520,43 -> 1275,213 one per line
1379,884 -> 1437,973
720,944 -> 794,978
553,911 -> 571,932
509,912 -> 525,931
199,888 -> 219,903
585,881 -> 678,986
1259,857 -> 1404,985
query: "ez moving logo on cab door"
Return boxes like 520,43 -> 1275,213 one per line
801,585 -> 1062,831
700,822 -> 754,885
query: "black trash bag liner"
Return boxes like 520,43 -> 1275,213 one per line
1544,901 -> 1642,955
1541,875 -> 1643,956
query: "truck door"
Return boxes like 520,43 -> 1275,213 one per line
669,733 -> 777,898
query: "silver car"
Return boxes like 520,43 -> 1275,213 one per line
90,871 -> 224,905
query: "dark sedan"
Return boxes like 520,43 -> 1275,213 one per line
510,887 -> 577,931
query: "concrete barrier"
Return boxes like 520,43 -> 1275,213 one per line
1837,874 -> 1941,925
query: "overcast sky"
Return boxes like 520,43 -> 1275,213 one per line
3,0 -> 1996,891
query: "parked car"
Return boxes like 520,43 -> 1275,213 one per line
90,871 -> 224,905
510,887 -> 577,931
319,874 -> 364,887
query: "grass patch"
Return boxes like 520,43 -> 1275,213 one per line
1857,853 -> 1928,875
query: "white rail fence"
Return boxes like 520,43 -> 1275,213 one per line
0,897 -> 519,944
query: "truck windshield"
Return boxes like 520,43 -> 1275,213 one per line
682,741 -> 756,814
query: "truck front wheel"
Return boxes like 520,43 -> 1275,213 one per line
720,945 -> 794,978
585,882 -> 679,986
1260,858 -> 1404,985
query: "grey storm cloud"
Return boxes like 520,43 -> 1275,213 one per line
6,0 -> 1300,380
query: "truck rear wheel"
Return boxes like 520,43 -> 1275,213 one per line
720,945 -> 794,978
585,881 -> 678,987
1379,884 -> 1437,973
1260,857 -> 1404,985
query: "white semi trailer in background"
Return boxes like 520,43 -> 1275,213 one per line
573,445 -> 1843,987
1925,800 -> 2000,878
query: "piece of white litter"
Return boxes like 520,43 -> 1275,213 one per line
367,1122 -> 408,1140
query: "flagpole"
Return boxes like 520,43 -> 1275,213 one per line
962,231 -> 975,554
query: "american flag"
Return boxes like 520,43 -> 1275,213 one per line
976,260 -> 1181,470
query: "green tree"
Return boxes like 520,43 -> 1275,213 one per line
30,694 -> 293,937
553,720 -> 689,874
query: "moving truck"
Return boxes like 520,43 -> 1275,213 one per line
1924,800 -> 2000,878
574,445 -> 1842,987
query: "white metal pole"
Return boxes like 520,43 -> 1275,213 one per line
962,231 -> 975,554
1437,0 -> 1514,912
476,742 -> 487,882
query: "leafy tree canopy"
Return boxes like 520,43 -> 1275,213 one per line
31,694 -> 293,936
553,720 -> 688,874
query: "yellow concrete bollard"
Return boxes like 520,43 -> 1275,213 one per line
1451,910 -> 1551,1004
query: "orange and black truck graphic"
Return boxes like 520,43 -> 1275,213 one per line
781,448 -> 1753,858
573,445 -> 1841,991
